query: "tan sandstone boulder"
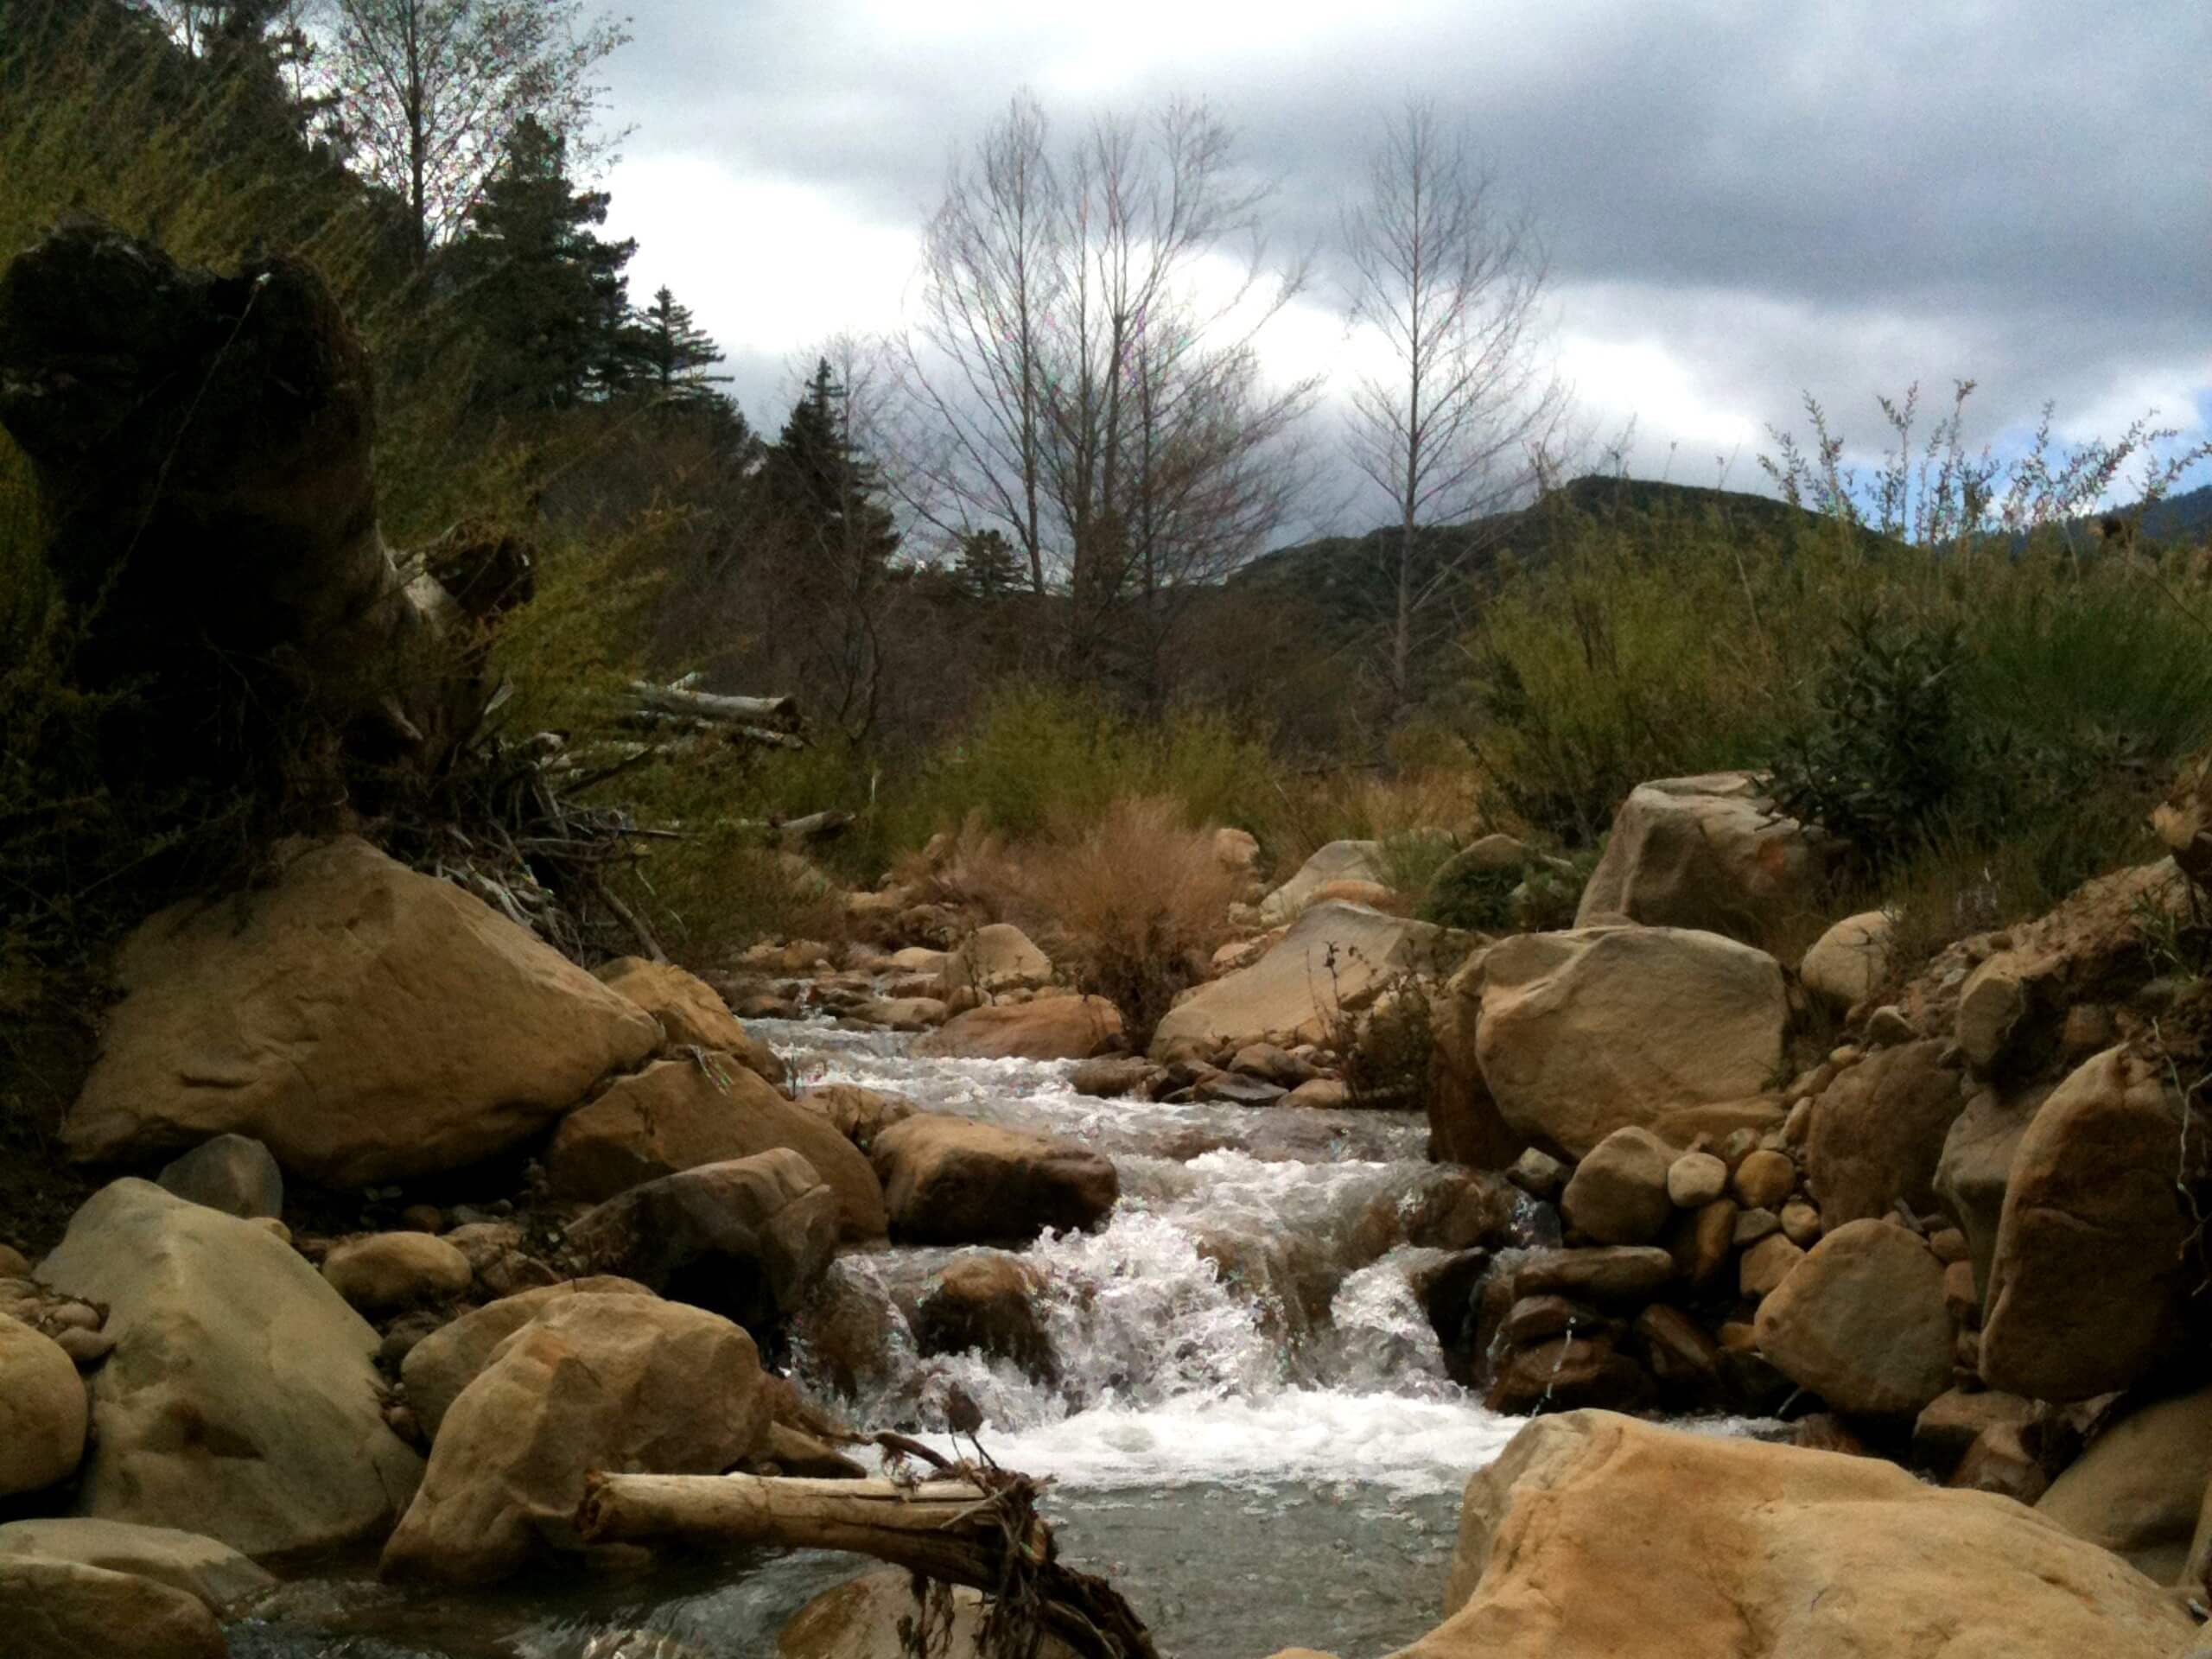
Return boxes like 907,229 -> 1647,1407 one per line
1392,1410 -> 2193,1659
938,923 -> 1053,998
400,1277 -> 656,1437
63,836 -> 661,1185
593,956 -> 787,1086
1980,1045 -> 2196,1401
871,1116 -> 1118,1244
321,1231 -> 474,1314
1752,1217 -> 1952,1416
0,1554 -> 227,1659
798,1084 -> 920,1152
381,1293 -> 770,1586
37,1179 -> 422,1559
1473,926 -> 1787,1159
545,1055 -> 886,1241
0,1313 -> 86,1498
1257,840 -> 1388,925
1573,772 -> 1824,944
1426,949 -> 1529,1170
1152,901 -> 1453,1061
912,996 -> 1125,1062
1559,1127 -> 1675,1245
1798,908 -> 1895,1010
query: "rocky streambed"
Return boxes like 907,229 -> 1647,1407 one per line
226,1017 -> 1548,1659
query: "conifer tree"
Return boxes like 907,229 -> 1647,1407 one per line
956,528 -> 1021,600
766,359 -> 899,571
627,286 -> 732,404
446,115 -> 635,411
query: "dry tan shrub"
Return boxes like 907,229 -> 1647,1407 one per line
1002,798 -> 1243,1048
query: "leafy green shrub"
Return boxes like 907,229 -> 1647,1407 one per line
1416,848 -> 1521,931
1765,607 -> 1974,868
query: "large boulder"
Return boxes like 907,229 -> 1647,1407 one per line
1152,901 -> 1453,1060
1980,1046 -> 2196,1402
381,1293 -> 769,1586
1473,927 -> 1788,1159
871,1116 -> 1118,1245
545,1056 -> 886,1242
1751,1217 -> 1952,1416
62,837 -> 661,1185
0,1554 -> 227,1659
938,924 -> 1052,997
564,1152 -> 841,1335
399,1277 -> 654,1436
593,956 -> 786,1087
779,1567 -> 1082,1659
0,1519 -> 273,1616
0,1313 -> 86,1498
1258,840 -> 1386,925
36,1179 -> 422,1559
912,997 -> 1125,1062
1395,1411 -> 2193,1659
1573,772 -> 1824,944
1801,1040 -> 1965,1225
2037,1386 -> 2212,1582
913,1253 -> 1056,1382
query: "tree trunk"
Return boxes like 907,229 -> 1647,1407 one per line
578,1470 -> 1160,1659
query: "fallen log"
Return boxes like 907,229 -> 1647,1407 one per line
628,680 -> 801,729
577,1469 -> 1158,1659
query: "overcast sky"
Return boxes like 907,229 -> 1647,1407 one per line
597,0 -> 2210,537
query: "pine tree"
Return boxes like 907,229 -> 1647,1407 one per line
766,359 -> 899,572
955,528 -> 1021,600
626,286 -> 732,404
446,116 -> 635,411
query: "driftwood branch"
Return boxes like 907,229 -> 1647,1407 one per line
577,1470 -> 1158,1659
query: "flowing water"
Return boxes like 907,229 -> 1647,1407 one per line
236,1018 -> 1549,1659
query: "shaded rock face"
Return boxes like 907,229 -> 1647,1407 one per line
1980,1046 -> 2197,1402
37,1179 -> 422,1560
1573,772 -> 1823,946
1751,1218 -> 1952,1417
1802,1040 -> 1964,1226
564,1152 -> 840,1339
1935,1084 -> 2045,1300
545,1056 -> 887,1242
871,1116 -> 1119,1245
399,1277 -> 655,1437
593,956 -> 787,1087
0,1518 -> 275,1617
381,1294 -> 769,1587
1427,951 -> 1529,1171
2037,1386 -> 2212,1583
155,1134 -> 283,1220
64,836 -> 661,1185
1153,900 -> 1454,1061
0,1553 -> 228,1659
912,1253 -> 1057,1382
779,1567 -> 1083,1659
912,997 -> 1126,1062
1473,926 -> 1788,1159
1394,1410 -> 2192,1659
1258,840 -> 1387,925
0,1313 -> 86,1498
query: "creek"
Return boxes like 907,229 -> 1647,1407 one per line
234,1018 -> 1548,1659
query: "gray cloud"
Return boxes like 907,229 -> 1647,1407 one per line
597,0 -> 2211,501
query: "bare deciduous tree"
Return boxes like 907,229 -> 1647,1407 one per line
899,92 -> 1319,701
320,0 -> 629,258
1344,98 -> 1566,719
